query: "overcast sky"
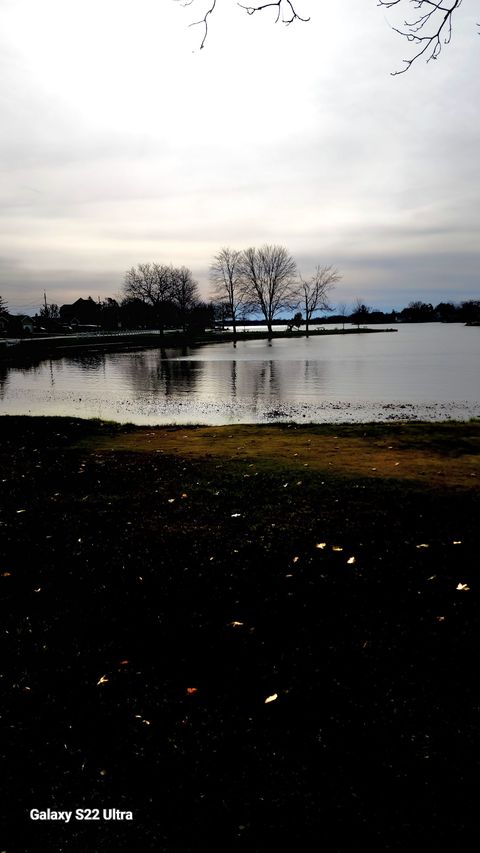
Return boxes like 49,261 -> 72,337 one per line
1,0 -> 479,314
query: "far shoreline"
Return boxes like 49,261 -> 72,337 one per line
0,325 -> 397,365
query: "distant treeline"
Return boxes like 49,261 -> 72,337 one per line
329,300 -> 480,326
1,291 -> 480,338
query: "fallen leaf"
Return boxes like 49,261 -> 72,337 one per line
316,543 -> 327,550
264,693 -> 278,704
456,583 -> 470,591
97,675 -> 109,686
186,687 -> 198,695
347,557 -> 356,565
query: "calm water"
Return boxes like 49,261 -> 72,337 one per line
1,324 -> 479,424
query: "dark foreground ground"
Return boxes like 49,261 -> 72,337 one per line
1,417 -> 480,851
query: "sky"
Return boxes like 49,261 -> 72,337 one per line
1,0 -> 479,315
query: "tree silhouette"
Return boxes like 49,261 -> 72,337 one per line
171,266 -> 200,333
351,299 -> 371,329
239,244 -> 298,337
123,263 -> 175,339
300,265 -> 340,336
210,248 -> 248,337
336,301 -> 348,332
39,302 -> 60,320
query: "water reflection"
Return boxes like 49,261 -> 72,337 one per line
0,362 -> 8,399
120,350 -> 199,396
1,324 -> 479,424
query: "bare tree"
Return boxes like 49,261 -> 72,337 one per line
238,1 -> 310,25
0,296 -> 8,316
39,302 -> 60,320
286,310 -> 303,331
171,266 -> 200,332
210,247 -> 248,337
123,263 -> 175,338
351,298 -> 371,329
300,264 -> 341,336
239,244 -> 298,337
336,301 -> 348,332
379,0 -> 463,74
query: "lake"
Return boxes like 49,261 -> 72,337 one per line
1,323 -> 479,424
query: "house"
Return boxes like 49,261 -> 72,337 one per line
59,297 -> 101,327
6,314 -> 35,335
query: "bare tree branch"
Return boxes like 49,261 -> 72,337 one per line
188,0 -> 217,49
237,1 -> 310,26
176,0 -> 471,71
378,0 -> 463,74
175,0 -> 309,48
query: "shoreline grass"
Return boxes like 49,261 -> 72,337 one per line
1,415 -> 479,848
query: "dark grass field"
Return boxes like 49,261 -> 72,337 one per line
1,416 -> 480,851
